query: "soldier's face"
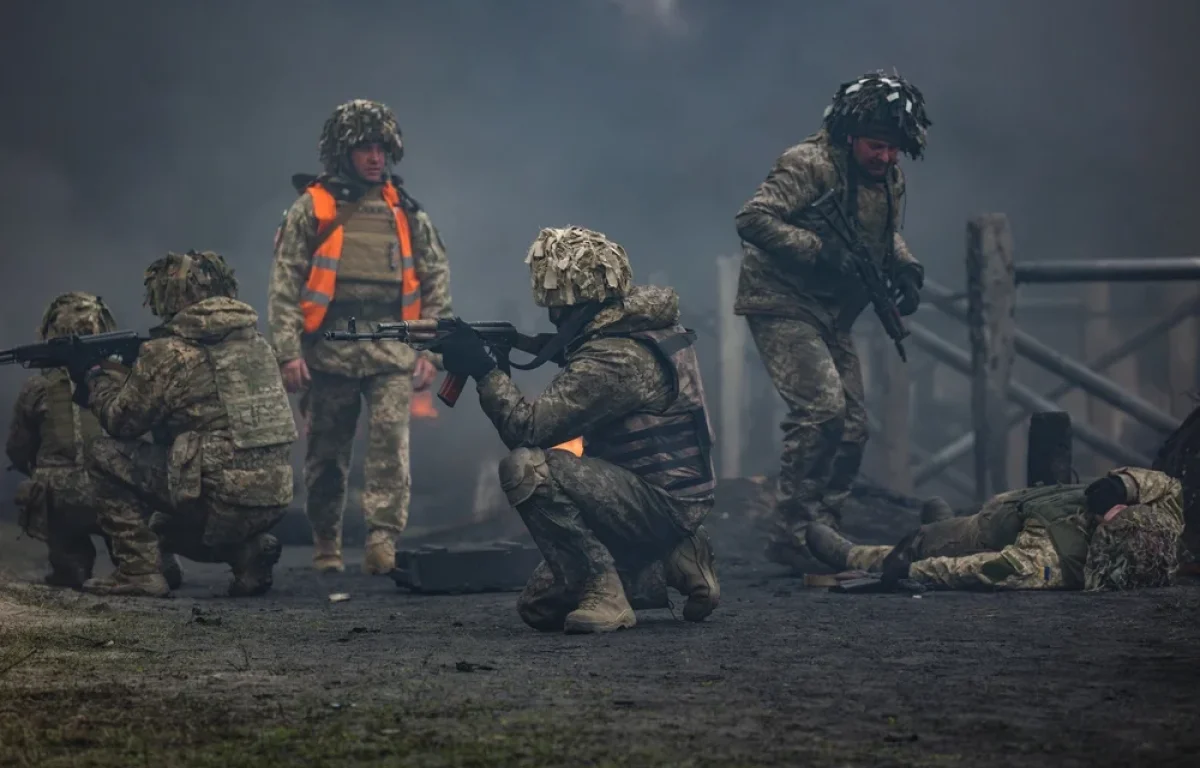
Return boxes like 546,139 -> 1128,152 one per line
350,142 -> 387,182
851,137 -> 900,178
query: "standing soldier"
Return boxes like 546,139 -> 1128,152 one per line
433,226 -> 720,634
733,71 -> 931,570
6,292 -> 181,589
268,99 -> 453,575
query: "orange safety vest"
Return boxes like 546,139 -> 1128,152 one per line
300,181 -> 421,334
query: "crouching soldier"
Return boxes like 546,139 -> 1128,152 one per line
81,251 -> 297,597
6,292 -> 181,589
807,467 -> 1185,591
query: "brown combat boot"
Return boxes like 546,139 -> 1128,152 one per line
563,570 -> 636,634
229,534 -> 282,597
82,571 -> 170,598
805,523 -> 853,570
665,527 -> 720,622
363,530 -> 396,576
313,536 -> 344,574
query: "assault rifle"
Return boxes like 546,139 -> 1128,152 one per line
325,318 -> 561,407
808,189 -> 910,361
0,330 -> 147,405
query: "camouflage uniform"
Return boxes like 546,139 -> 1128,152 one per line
5,293 -> 180,588
440,227 -> 720,634
836,468 -> 1183,590
84,252 -> 296,597
734,72 -> 931,566
267,99 -> 452,574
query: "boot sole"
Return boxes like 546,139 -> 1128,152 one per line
563,610 -> 636,634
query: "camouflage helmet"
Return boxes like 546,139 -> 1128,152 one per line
39,292 -> 117,340
1083,505 -> 1185,591
523,226 -> 633,308
823,70 -> 932,159
319,99 -> 404,172
143,250 -> 238,318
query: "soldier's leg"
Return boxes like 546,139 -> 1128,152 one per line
746,315 -> 846,563
37,472 -> 97,588
822,331 -> 868,526
359,372 -> 413,575
519,559 -> 671,632
304,370 -> 363,572
84,437 -> 170,597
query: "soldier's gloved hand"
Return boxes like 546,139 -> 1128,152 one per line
891,266 -> 923,316
880,528 -> 918,589
439,319 -> 496,380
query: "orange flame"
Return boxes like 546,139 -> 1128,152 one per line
552,436 -> 584,457
411,389 -> 439,419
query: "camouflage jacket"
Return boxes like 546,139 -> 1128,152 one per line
267,173 -> 453,376
89,297 -> 294,508
6,370 -> 99,475
910,468 -> 1182,590
734,130 -> 922,332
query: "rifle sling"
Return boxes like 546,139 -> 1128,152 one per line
507,303 -> 604,371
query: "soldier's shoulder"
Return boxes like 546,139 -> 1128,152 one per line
389,176 -> 423,213
139,335 -> 206,369
776,138 -> 836,180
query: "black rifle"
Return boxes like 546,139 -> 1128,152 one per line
0,330 -> 147,405
808,189 -> 910,361
325,318 -> 560,407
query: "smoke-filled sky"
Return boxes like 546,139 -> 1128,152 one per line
1,0 -> 1197,503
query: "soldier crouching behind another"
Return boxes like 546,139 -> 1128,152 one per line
434,226 -> 720,633
80,251 -> 297,597
806,467 -> 1185,591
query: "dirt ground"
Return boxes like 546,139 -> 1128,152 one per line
2,501 -> 1199,767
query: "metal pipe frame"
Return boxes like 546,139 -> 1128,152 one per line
923,278 -> 1179,434
906,321 -> 1152,468
912,297 -> 1199,485
1014,257 -> 1200,284
864,410 -> 975,499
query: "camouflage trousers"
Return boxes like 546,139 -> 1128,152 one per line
89,436 -> 287,577
17,467 -> 113,586
303,370 -> 411,542
499,447 -> 710,630
847,502 -> 1022,572
746,315 -> 867,542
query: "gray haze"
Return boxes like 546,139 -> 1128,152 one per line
1,0 -> 1197,513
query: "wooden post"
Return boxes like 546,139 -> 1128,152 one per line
870,324 -> 913,493
967,214 -> 1017,501
1165,282 -> 1200,419
1026,411 -> 1073,486
716,255 -> 746,479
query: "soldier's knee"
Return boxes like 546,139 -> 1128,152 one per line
498,448 -> 551,507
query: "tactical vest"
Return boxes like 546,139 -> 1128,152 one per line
300,182 -> 421,333
582,327 -> 716,501
34,369 -> 100,468
204,328 -> 299,450
1016,484 -> 1091,589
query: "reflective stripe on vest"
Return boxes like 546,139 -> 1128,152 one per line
300,182 -> 420,333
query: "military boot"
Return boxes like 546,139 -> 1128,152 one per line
805,523 -> 854,570
161,552 -> 184,590
81,571 -> 170,598
229,534 -> 282,597
363,530 -> 396,576
563,570 -> 636,634
313,536 -> 344,574
664,527 -> 720,622
921,497 -> 954,524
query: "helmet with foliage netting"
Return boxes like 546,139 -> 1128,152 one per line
319,99 -> 404,172
143,250 -> 238,318
39,292 -> 117,340
524,226 -> 633,308
822,70 -> 931,159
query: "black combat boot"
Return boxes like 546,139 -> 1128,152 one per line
921,497 -> 954,524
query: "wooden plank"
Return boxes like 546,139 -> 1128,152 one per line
1026,411 -> 1073,486
966,214 -> 1017,501
716,255 -> 746,479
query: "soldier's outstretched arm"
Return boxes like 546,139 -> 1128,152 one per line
412,209 -> 453,320
734,146 -> 826,263
907,520 -> 1065,590
5,378 -> 46,475
267,196 -> 317,364
87,342 -> 190,440
476,342 -> 669,452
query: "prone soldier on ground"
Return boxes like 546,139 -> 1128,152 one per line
79,251 -> 297,597
806,468 -> 1185,592
431,226 -> 720,634
733,71 -> 931,572
267,98 -> 453,576
3,292 -> 181,590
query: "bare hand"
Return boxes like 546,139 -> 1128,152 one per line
281,358 -> 311,393
412,357 -> 436,391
